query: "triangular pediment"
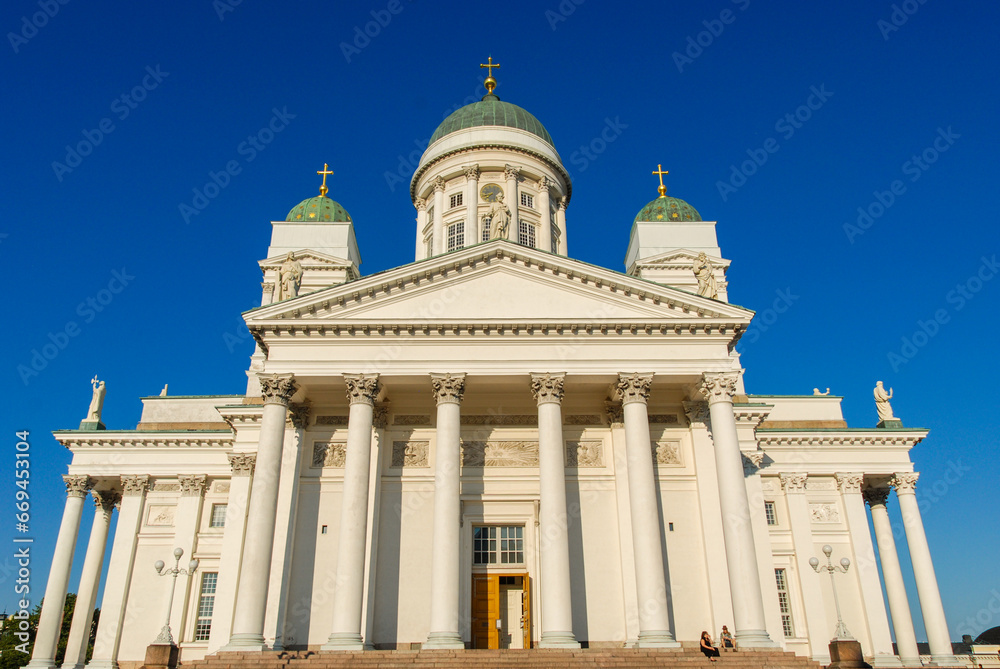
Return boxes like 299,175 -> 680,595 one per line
246,240 -> 752,326
259,249 -> 354,270
632,249 -> 730,269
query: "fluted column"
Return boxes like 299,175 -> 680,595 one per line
865,488 -> 920,665
781,473 -> 830,660
223,374 -> 297,650
324,375 -> 381,650
556,197 -> 568,255
892,473 -> 957,665
537,178 -> 552,253
65,491 -> 119,669
424,373 -> 467,649
465,165 -> 480,246
531,373 -> 580,648
618,373 -> 678,647
432,177 -> 446,255
700,372 -> 775,648
504,164 -> 520,242
27,475 -> 94,669
87,476 -> 148,669
415,197 -> 428,260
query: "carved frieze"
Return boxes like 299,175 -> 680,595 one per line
565,414 -> 601,425
152,483 -> 181,492
315,415 -> 349,426
391,441 -> 429,467
146,505 -> 175,527
213,481 -> 231,494
312,441 -> 347,468
648,414 -> 679,424
461,415 -> 536,426
652,441 -> 681,465
393,415 -> 430,425
809,503 -> 841,523
566,440 -> 603,467
462,441 -> 539,467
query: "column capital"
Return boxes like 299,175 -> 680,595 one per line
431,373 -> 466,405
779,472 -> 808,493
863,487 -> 891,507
616,372 -> 653,405
63,475 -> 95,498
604,400 -> 624,427
258,374 -> 298,406
504,164 -> 521,181
178,474 -> 208,497
414,197 -> 427,212
558,196 -> 567,211
890,472 -> 919,495
537,176 -> 552,192
92,489 -> 121,512
836,472 -> 865,494
344,374 -> 381,406
120,474 -> 150,496
433,176 -> 446,192
699,372 -> 741,405
682,400 -> 711,427
530,372 -> 565,405
228,453 -> 257,477
742,451 -> 765,476
287,401 -> 311,429
464,164 -> 480,180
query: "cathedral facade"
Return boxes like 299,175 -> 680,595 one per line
30,69 -> 958,668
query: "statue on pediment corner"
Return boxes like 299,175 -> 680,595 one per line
874,381 -> 896,423
86,376 -> 106,422
277,252 -> 303,301
694,252 -> 718,299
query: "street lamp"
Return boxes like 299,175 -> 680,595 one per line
810,544 -> 852,640
153,547 -> 199,645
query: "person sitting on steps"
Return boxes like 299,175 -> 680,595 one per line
720,625 -> 734,650
701,630 -> 721,661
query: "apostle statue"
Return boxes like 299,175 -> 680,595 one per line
86,376 -> 106,422
694,252 -> 718,299
484,194 -> 511,240
277,252 -> 303,300
874,381 -> 895,422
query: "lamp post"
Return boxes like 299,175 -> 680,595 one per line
810,544 -> 852,640
153,547 -> 199,645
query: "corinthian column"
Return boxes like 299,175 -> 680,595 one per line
424,373 -> 466,649
465,165 -> 480,246
27,475 -> 94,669
537,178 -> 552,253
556,197 -> 568,255
414,197 -> 428,260
324,375 -> 381,650
700,372 -> 775,648
531,373 -> 580,648
432,177 -> 446,255
891,473 -> 957,666
865,487 -> 920,665
65,491 -> 119,669
618,373 -> 678,647
504,164 -> 520,242
223,374 -> 297,651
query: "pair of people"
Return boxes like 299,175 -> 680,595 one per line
700,626 -> 734,661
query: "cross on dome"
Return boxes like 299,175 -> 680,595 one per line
480,56 -> 501,95
317,163 -> 334,197
652,164 -> 669,197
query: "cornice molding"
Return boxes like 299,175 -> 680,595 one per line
57,433 -> 234,449
756,431 -> 927,448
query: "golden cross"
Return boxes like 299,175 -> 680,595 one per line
317,163 -> 334,196
652,164 -> 669,197
480,56 -> 501,94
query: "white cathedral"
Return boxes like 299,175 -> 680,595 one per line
30,64 -> 960,668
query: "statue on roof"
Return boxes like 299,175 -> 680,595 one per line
86,376 -> 106,422
485,194 -> 511,240
694,252 -> 718,299
277,252 -> 303,300
874,381 -> 896,422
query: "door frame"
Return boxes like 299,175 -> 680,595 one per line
471,571 -> 531,649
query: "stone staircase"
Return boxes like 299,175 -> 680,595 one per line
184,648 -> 826,669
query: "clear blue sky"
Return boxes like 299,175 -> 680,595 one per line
3,0 -> 998,645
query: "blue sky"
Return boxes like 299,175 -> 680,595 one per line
3,0 -> 998,645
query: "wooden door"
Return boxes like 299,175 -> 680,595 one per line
471,574 -> 500,649
521,574 -> 531,649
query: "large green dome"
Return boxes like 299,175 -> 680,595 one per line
286,195 -> 352,222
634,195 -> 703,223
430,95 -> 554,146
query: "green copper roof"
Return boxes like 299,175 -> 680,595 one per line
634,195 -> 702,223
430,95 -> 554,146
286,195 -> 352,222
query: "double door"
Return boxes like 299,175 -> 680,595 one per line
471,573 -> 531,649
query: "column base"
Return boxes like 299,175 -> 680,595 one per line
636,630 -> 682,648
219,633 -> 269,652
926,655 -> 962,667
423,631 -> 465,649
734,628 -> 778,649
829,638 -> 873,669
870,653 -> 905,667
26,660 -> 57,669
85,660 -> 119,669
320,632 -> 364,651
539,631 -> 581,648
898,658 -> 922,667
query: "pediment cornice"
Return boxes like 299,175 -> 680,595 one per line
756,429 -> 928,449
259,250 -> 356,272
56,431 -> 234,450
632,249 -> 731,271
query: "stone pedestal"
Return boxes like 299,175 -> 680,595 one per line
828,639 -> 873,669
78,420 -> 105,431
140,643 -> 178,669
877,419 -> 903,429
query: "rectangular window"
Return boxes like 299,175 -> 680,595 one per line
764,501 -> 777,526
517,220 -> 535,248
550,225 -> 559,254
473,526 -> 524,565
775,568 -> 794,638
209,504 -> 227,528
447,221 -> 465,251
426,235 -> 433,257
482,218 -> 491,242
194,572 -> 218,641
450,192 -> 463,209
520,193 -> 534,208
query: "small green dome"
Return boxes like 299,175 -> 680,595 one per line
430,95 -> 554,146
286,195 -> 352,222
634,195 -> 703,223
